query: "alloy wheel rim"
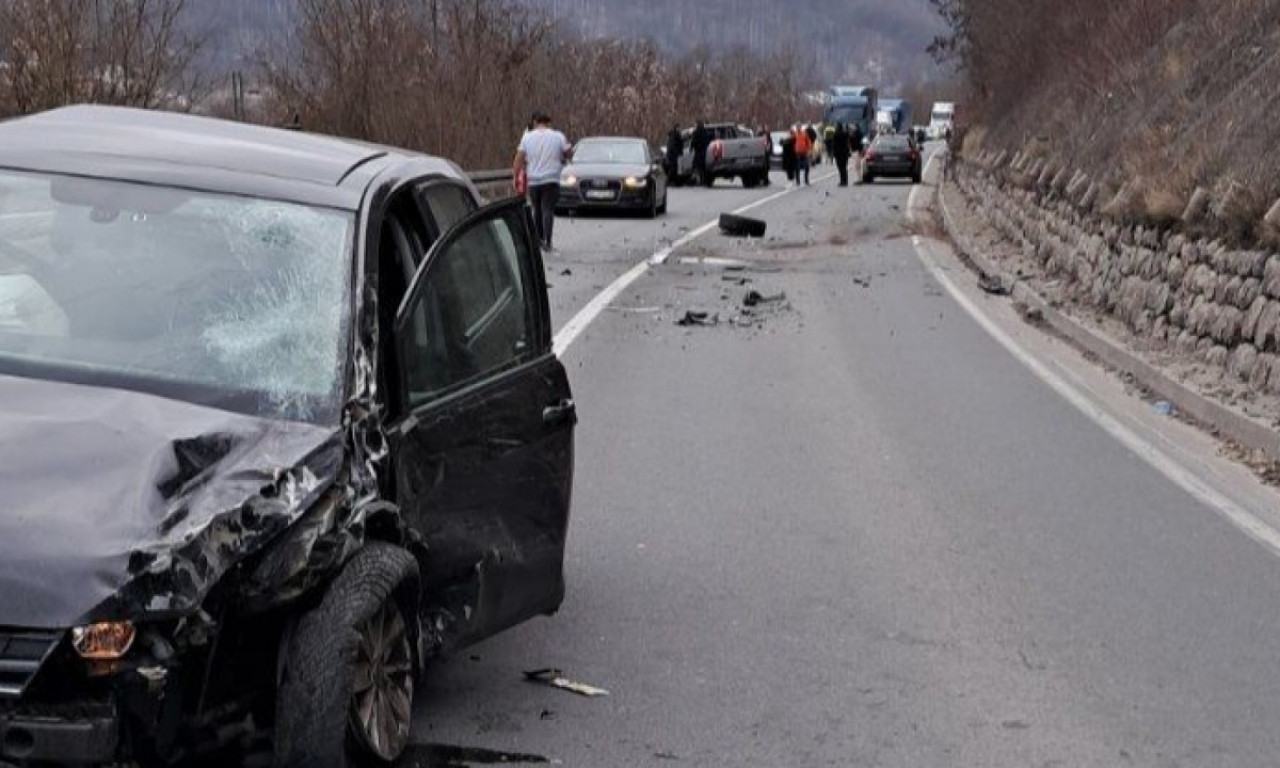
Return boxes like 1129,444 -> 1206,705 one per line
350,599 -> 414,761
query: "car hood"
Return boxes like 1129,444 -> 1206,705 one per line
0,374 -> 342,629
564,162 -> 650,180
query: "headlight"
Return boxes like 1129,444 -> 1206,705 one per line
624,177 -> 648,188
72,621 -> 137,660
560,175 -> 578,187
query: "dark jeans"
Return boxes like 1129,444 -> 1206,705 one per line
836,157 -> 849,186
529,183 -> 559,247
796,156 -> 810,185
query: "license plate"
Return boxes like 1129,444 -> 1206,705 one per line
586,190 -> 615,200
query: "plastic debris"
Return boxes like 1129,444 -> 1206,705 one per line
978,272 -> 1009,295
1154,401 -> 1175,416
743,290 -> 786,307
676,311 -> 718,326
523,668 -> 610,697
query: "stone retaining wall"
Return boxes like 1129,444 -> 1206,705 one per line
956,152 -> 1280,396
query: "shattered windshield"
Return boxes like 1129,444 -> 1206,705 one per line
0,170 -> 353,423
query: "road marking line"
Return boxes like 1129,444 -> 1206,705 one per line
552,172 -> 837,356
906,159 -> 1280,559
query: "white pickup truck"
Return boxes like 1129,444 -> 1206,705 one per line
673,123 -> 770,188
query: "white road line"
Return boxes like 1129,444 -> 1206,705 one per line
552,172 -> 837,356
906,159 -> 1280,559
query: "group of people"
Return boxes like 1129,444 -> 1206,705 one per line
772,122 -> 865,188
511,112 -> 878,251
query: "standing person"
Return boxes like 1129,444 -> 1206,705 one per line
665,124 -> 683,183
691,120 -> 712,187
512,111 -> 571,252
823,123 -> 836,164
781,130 -> 796,186
793,124 -> 812,187
832,122 -> 852,187
758,126 -> 772,187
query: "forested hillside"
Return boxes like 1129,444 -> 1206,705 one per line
199,0 -> 944,86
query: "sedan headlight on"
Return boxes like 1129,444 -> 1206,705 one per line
72,621 -> 137,660
560,174 -> 578,187
624,177 -> 648,189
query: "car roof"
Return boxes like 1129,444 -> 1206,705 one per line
0,105 -> 464,210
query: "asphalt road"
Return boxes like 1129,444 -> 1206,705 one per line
404,161 -> 1280,767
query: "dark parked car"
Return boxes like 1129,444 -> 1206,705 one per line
557,136 -> 667,217
0,106 -> 575,767
862,134 -> 923,184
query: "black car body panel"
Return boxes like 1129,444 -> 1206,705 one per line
0,106 -> 575,765
0,374 -> 340,629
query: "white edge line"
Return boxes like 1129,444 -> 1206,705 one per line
907,159 -> 1280,558
552,171 -> 838,356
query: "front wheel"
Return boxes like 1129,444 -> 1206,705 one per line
275,543 -> 421,768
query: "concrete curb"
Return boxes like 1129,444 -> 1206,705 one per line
936,166 -> 1280,462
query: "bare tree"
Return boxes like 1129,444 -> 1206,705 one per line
0,0 -> 205,115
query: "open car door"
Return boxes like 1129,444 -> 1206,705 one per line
388,198 -> 574,650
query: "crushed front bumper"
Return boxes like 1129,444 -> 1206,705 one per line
0,706 -> 118,765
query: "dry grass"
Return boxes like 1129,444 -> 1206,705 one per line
944,0 -> 1280,244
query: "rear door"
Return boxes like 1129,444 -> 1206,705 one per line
388,198 -> 574,649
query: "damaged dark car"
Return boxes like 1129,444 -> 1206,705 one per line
0,106 -> 575,766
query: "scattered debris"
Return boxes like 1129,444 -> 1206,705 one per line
608,306 -> 662,314
1153,401 -> 1175,416
721,275 -> 752,285
853,276 -> 872,288
523,669 -> 610,697
559,268 -> 573,276
743,290 -> 786,307
654,751 -> 681,761
1014,301 -> 1044,324
719,213 -> 767,238
676,310 -> 719,327
399,743 -> 550,765
978,272 -> 1009,295
539,710 -> 556,721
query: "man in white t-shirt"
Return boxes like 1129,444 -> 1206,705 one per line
512,112 -> 571,251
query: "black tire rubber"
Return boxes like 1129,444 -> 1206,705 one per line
274,543 -> 421,768
719,213 -> 767,238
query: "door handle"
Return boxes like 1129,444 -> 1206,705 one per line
542,399 -> 577,426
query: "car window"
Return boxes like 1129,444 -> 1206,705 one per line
0,168 -> 352,422
416,181 -> 476,243
397,204 -> 536,407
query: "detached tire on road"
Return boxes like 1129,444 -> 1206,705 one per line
719,213 -> 767,238
275,543 -> 421,768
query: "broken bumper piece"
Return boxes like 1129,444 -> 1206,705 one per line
0,708 -> 118,764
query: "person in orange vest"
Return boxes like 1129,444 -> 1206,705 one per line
792,124 -> 812,187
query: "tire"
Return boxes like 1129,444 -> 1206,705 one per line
719,213 -> 767,238
275,543 -> 421,768
741,173 -> 758,189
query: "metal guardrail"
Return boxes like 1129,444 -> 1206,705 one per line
467,169 -> 515,201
